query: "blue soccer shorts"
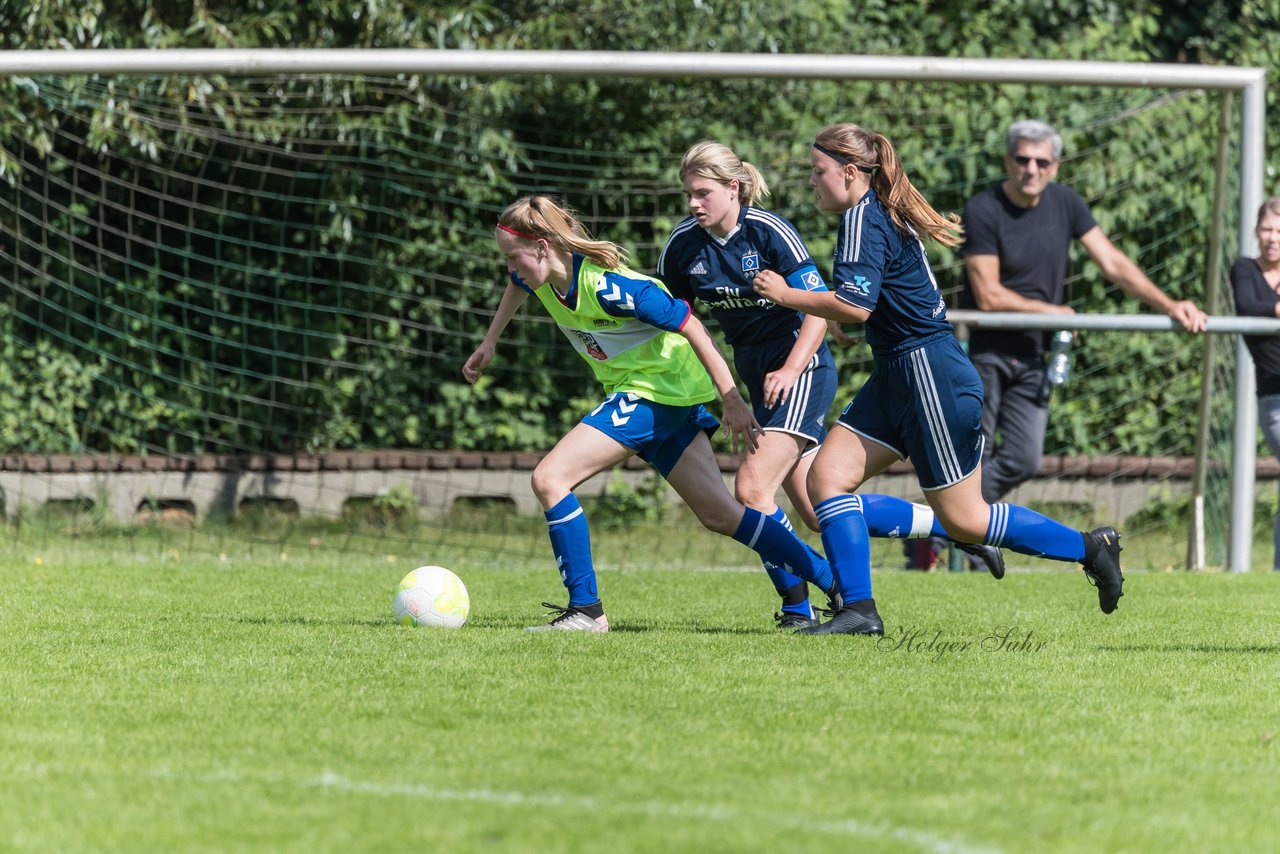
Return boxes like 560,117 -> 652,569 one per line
581,391 -> 720,478
733,338 -> 837,448
835,333 -> 984,490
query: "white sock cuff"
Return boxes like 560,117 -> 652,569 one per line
909,503 -> 935,538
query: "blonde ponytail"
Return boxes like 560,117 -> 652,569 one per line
497,195 -> 627,269
679,141 -> 771,206
813,124 -> 962,247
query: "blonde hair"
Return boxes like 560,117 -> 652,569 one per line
679,141 -> 770,206
813,123 -> 962,248
497,195 -> 626,269
1256,196 -> 1280,227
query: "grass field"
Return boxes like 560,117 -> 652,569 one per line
2,526 -> 1279,853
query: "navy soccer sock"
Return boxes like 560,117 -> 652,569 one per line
544,493 -> 599,607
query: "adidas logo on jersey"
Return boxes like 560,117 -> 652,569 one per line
689,261 -> 709,275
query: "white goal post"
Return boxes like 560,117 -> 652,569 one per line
0,49 -> 1269,570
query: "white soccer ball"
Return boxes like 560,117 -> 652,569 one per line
392,565 -> 470,628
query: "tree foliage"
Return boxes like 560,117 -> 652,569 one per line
0,1 -> 1275,456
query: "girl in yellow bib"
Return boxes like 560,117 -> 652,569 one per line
463,195 -> 836,631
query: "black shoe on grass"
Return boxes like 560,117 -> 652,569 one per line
796,602 -> 884,636
1081,527 -> 1124,614
957,542 -> 1006,580
774,610 -> 820,630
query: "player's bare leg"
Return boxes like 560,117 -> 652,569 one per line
526,423 -> 633,632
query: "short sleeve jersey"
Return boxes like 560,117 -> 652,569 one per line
1230,256 -> 1280,397
959,182 -> 1097,357
656,205 -> 826,348
830,188 -> 952,357
511,254 -> 715,406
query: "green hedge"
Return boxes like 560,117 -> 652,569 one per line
1,1 -> 1276,456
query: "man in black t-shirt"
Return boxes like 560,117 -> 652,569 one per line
959,119 -> 1207,504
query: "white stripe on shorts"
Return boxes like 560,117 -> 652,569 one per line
783,363 -> 814,435
908,348 -> 963,485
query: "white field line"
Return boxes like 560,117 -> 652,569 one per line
305,770 -> 1003,854
0,765 -> 989,854
126,766 -> 1003,853
68,765 -> 1005,854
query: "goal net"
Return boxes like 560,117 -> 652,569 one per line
0,65 -> 1247,570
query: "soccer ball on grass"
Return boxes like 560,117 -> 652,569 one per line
392,565 -> 470,628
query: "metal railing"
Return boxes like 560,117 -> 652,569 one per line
950,311 -> 1280,571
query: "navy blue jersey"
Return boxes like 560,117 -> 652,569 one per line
831,189 -> 952,357
657,205 -> 827,348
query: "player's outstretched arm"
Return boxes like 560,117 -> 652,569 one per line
462,282 -> 530,384
753,269 -> 870,324
678,313 -> 762,455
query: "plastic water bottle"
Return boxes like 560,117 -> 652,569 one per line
1046,330 -> 1072,385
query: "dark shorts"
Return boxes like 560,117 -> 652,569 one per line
581,392 -> 719,477
835,334 -> 984,490
734,338 -> 837,447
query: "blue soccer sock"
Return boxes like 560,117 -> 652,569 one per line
732,507 -> 834,594
764,508 -> 814,616
984,503 -> 1085,562
770,505 -> 836,568
779,588 -> 814,617
814,495 -> 873,603
544,493 -> 599,607
859,494 -> 949,540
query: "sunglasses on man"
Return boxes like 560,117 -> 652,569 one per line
1012,154 -> 1055,169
